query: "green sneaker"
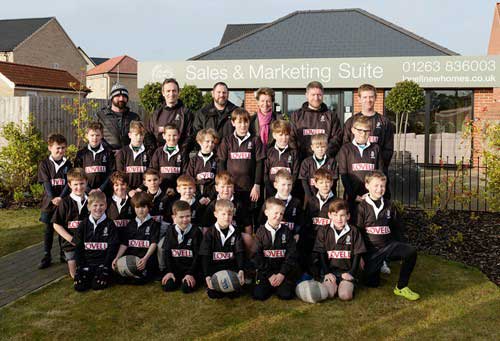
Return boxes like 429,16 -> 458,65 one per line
394,286 -> 420,301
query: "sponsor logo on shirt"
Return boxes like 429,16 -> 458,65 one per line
125,166 -> 146,173
212,252 -> 233,260
352,163 -> 375,171
327,250 -> 351,259
113,219 -> 130,227
51,178 -> 65,186
68,220 -> 81,229
197,172 -> 215,180
171,249 -> 193,258
129,239 -> 150,248
312,217 -> 330,226
160,166 -> 181,174
366,226 -> 391,235
230,152 -> 251,160
369,136 -> 379,143
84,242 -> 108,250
85,165 -> 106,173
264,249 -> 286,258
270,167 -> 291,175
303,129 -> 326,136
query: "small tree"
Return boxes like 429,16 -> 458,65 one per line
385,80 -> 425,161
139,82 -> 163,116
202,92 -> 213,108
0,116 -> 47,203
179,84 -> 203,111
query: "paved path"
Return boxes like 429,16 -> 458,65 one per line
0,242 -> 67,307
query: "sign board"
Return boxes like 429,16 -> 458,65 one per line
138,56 -> 500,89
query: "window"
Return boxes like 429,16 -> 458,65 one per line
229,91 -> 244,107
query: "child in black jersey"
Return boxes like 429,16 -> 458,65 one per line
107,171 -> 135,228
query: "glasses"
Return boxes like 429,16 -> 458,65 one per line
353,127 -> 371,134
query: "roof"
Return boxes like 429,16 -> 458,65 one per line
0,61 -> 88,92
219,23 -> 267,45
0,17 -> 53,51
90,57 -> 109,66
191,9 -> 457,60
86,55 -> 137,76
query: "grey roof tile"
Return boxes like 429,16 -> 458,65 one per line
0,17 -> 53,51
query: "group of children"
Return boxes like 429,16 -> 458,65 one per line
38,108 -> 420,301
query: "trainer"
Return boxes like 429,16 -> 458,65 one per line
193,82 -> 238,140
93,83 -> 140,151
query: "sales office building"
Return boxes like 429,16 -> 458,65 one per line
139,8 -> 500,165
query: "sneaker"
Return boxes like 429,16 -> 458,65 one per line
38,255 -> 52,269
394,286 -> 420,301
381,261 -> 391,275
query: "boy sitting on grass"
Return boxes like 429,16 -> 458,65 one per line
357,171 -> 420,301
199,199 -> 245,299
73,192 -> 119,291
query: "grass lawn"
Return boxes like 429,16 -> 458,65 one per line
0,255 -> 498,340
0,208 -> 43,257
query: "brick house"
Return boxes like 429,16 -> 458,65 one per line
86,55 -> 138,101
0,17 -> 87,83
0,61 -> 89,97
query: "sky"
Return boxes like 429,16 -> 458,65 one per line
1,0 -> 498,61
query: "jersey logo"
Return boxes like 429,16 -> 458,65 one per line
103,226 -> 108,237
282,233 -> 287,243
303,129 -> 325,136
345,235 -> 351,244
85,165 -> 106,173
51,178 -> 66,186
102,155 -> 107,163
366,226 -> 391,235
264,249 -> 286,258
282,221 -> 294,230
171,249 -> 193,258
352,163 -> 375,171
197,172 -> 215,180
369,136 -> 379,143
125,166 -> 146,173
230,152 -> 251,160
177,154 -> 182,163
84,242 -> 108,250
160,166 -> 181,174
145,226 -> 150,235
175,113 -> 180,121
247,142 -> 252,150
370,151 -> 375,159
213,252 -> 233,260
320,115 -> 325,122
143,154 -> 148,163
327,250 -> 351,259
129,239 -> 150,248
386,210 -> 391,219
113,219 -> 130,227
312,217 -> 330,226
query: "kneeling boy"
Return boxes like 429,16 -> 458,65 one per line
161,200 -> 202,293
314,199 -> 366,301
199,199 -> 245,299
253,198 -> 298,300
357,171 -> 420,300
73,192 -> 119,291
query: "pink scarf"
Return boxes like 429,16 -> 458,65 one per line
257,109 -> 273,147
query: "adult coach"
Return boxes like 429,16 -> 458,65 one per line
343,84 -> 394,172
193,82 -> 238,139
93,83 -> 140,151
145,78 -> 193,151
289,81 -> 342,160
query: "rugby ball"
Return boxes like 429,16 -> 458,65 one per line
115,255 -> 141,278
211,270 -> 241,293
295,280 -> 329,303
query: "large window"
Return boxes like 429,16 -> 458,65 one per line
384,89 -> 473,164
284,91 -> 340,114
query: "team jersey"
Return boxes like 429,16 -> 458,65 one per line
37,156 -> 72,212
150,145 -> 186,191
264,145 -> 300,185
186,152 -> 218,199
106,195 -> 135,228
115,144 -> 151,190
162,223 -> 202,276
299,155 -> 338,196
51,194 -> 89,251
74,144 -> 115,192
120,215 -> 160,258
258,194 -> 304,235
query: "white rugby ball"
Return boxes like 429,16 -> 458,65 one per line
211,270 -> 241,293
295,280 -> 329,303
115,255 -> 141,278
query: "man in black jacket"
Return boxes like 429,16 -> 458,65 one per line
193,82 -> 238,141
93,83 -> 140,151
145,78 -> 193,152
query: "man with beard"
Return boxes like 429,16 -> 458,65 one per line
193,82 -> 238,141
145,78 -> 193,152
93,83 -> 140,151
289,81 -> 342,161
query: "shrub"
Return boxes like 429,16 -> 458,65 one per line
0,116 -> 47,203
139,82 -> 163,116
179,85 -> 203,111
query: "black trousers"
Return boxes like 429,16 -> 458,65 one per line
363,241 -> 417,289
253,275 -> 295,301
42,222 -> 63,257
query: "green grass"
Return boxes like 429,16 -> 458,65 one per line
0,255 -> 498,340
0,208 -> 43,257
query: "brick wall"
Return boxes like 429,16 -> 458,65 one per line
13,20 -> 87,83
472,89 -> 497,159
353,89 -> 385,114
244,89 -> 258,113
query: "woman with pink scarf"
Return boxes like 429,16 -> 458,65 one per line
251,87 -> 279,151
